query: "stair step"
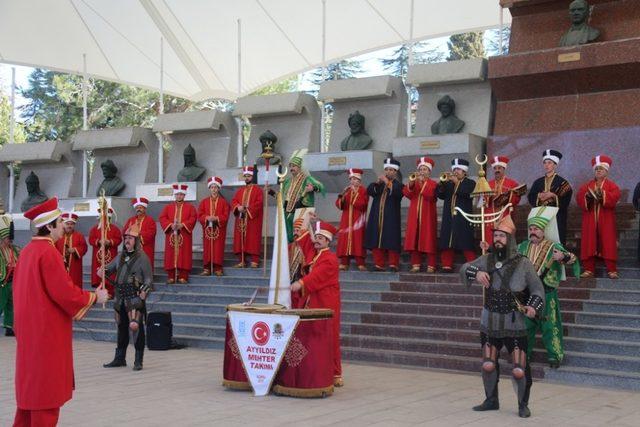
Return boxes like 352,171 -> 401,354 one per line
543,366 -> 640,391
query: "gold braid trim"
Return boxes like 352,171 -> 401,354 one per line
272,384 -> 334,398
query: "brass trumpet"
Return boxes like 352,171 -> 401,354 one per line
408,173 -> 417,182
440,172 -> 452,183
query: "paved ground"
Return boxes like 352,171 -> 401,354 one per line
1,337 -> 639,426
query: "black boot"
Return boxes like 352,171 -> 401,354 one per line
133,350 -> 143,371
473,397 -> 499,411
5,327 -> 14,337
103,348 -> 127,368
519,403 -> 531,418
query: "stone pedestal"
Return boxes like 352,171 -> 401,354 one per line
154,110 -> 239,199
0,141 -> 82,213
407,58 -> 493,138
319,76 -> 407,152
304,150 -> 390,193
234,92 -> 321,168
72,127 -> 158,198
393,134 -> 486,179
490,0 -> 640,202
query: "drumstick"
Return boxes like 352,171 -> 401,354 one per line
244,286 -> 292,306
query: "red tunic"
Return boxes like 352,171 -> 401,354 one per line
55,231 -> 87,289
231,184 -> 263,256
198,196 -> 230,267
577,178 -> 620,261
403,179 -> 438,254
88,223 -> 122,287
159,202 -> 197,272
335,186 -> 368,258
297,232 -> 342,377
123,214 -> 157,266
13,237 -> 96,410
485,176 -> 521,244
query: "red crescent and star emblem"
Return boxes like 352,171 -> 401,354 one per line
251,321 -> 270,346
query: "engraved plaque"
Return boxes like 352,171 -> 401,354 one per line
558,52 -> 581,63
328,156 -> 347,166
420,140 -> 441,150
157,187 -> 173,197
74,203 -> 90,212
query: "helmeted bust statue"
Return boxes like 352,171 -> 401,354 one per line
256,130 -> 282,166
430,95 -> 465,135
177,144 -> 206,182
21,171 -> 48,212
96,159 -> 126,196
560,0 -> 600,47
340,110 -> 373,151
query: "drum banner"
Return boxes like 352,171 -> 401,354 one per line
228,311 -> 300,396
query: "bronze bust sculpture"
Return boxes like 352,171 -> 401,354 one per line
177,144 -> 206,182
560,0 -> 600,47
256,130 -> 282,166
340,110 -> 373,151
21,171 -> 48,212
96,159 -> 125,196
430,95 -> 465,135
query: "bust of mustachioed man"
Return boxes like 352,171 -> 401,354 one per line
430,95 -> 465,135
96,159 -> 126,196
340,110 -> 373,151
559,0 -> 600,47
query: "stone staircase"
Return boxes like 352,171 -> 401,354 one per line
69,203 -> 640,391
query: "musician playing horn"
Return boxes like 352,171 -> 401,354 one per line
403,157 -> 438,273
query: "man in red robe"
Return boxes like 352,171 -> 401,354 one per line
13,197 -> 108,426
159,184 -> 197,284
231,166 -> 263,268
577,155 -> 621,279
335,168 -> 368,271
403,157 -> 438,273
88,207 -> 122,296
124,197 -> 157,267
198,177 -> 230,276
291,220 -> 343,387
55,212 -> 87,289
485,156 -> 524,245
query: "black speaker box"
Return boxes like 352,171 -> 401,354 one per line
146,311 -> 172,351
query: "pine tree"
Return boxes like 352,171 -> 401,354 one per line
380,42 -> 444,80
310,60 -> 362,86
447,32 -> 486,61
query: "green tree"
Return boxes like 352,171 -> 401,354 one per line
486,26 -> 511,56
0,89 -> 26,145
20,69 -> 191,142
447,31 -> 486,61
380,42 -> 444,81
310,60 -> 362,86
250,76 -> 298,96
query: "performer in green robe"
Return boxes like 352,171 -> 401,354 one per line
518,206 -> 580,368
0,213 -> 19,336
279,149 -> 325,242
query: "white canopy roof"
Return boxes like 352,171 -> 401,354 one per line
0,0 -> 509,101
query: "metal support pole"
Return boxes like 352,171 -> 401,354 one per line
82,54 -> 88,197
499,5 -> 504,55
237,19 -> 243,167
320,0 -> 328,151
8,67 -> 16,212
158,37 -> 165,183
406,0 -> 415,137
